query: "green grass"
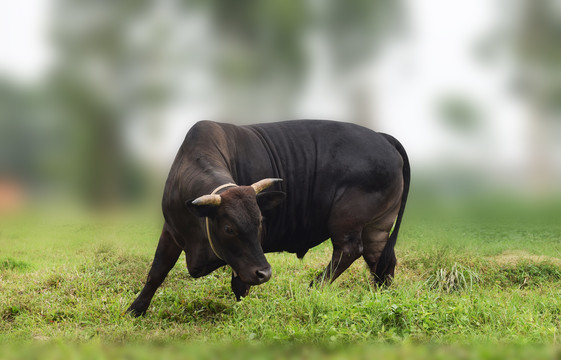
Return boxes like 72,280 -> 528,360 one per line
2,200 -> 561,358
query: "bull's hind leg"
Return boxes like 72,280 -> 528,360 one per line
127,224 -> 182,317
311,230 -> 363,286
362,204 -> 400,286
311,189 -> 381,286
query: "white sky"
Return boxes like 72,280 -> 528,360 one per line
0,0 -> 53,83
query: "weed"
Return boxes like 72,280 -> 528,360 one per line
425,263 -> 480,293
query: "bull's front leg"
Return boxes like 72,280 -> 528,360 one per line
231,270 -> 250,301
127,225 -> 182,317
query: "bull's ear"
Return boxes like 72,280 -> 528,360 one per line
185,199 -> 218,218
256,191 -> 286,211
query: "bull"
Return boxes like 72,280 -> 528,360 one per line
127,120 -> 410,316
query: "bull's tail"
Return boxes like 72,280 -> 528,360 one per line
374,133 -> 410,285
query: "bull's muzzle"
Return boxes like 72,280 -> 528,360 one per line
240,265 -> 272,285
254,266 -> 272,284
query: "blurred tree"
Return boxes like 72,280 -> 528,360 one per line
206,0 -> 308,123
200,0 -> 401,125
512,0 -> 561,191
48,0 -> 154,207
438,95 -> 481,136
45,0 -> 402,206
314,0 -> 403,127
515,0 -> 561,113
0,80 -> 42,183
320,0 -> 402,72
0,79 -> 69,198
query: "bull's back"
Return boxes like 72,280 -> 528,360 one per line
248,120 -> 402,191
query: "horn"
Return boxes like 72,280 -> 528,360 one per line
192,194 -> 221,206
251,178 -> 283,194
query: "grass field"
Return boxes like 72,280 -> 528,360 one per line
2,197 -> 561,359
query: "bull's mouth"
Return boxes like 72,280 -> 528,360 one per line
237,265 -> 272,285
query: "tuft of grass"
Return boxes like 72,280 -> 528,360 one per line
485,261 -> 561,289
0,257 -> 31,272
425,263 -> 480,293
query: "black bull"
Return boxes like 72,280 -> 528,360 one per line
127,120 -> 410,316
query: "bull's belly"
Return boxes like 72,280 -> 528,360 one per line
263,232 -> 328,259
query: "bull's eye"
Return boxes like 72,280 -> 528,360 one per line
224,225 -> 235,235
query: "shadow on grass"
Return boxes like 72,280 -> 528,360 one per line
154,298 -> 233,323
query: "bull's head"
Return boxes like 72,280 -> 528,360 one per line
185,179 -> 285,285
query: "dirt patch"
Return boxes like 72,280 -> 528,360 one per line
489,250 -> 561,266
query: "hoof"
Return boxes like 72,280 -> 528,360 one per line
126,306 -> 146,317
